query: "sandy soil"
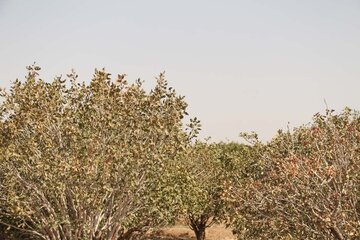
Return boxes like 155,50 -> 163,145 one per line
146,224 -> 236,240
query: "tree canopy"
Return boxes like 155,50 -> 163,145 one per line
230,108 -> 360,240
1,65 -> 359,240
0,66 -> 200,240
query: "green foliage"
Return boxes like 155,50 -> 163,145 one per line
2,65 -> 359,240
0,65 -> 196,240
175,141 -> 252,240
176,142 -> 223,240
231,108 -> 360,240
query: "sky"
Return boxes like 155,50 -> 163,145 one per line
0,0 -> 359,142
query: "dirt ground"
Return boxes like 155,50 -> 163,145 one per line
146,224 -> 236,240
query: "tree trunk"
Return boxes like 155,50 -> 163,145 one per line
194,227 -> 206,240
188,214 -> 208,240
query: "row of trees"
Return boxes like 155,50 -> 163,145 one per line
0,66 -> 359,239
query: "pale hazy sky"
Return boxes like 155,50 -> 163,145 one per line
1,0 -> 359,142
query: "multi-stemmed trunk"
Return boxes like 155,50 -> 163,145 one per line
188,214 -> 210,240
194,227 -> 206,240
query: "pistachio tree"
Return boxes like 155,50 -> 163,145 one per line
175,142 -> 222,240
0,65 -> 198,240
231,108 -> 360,239
176,141 -> 251,240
